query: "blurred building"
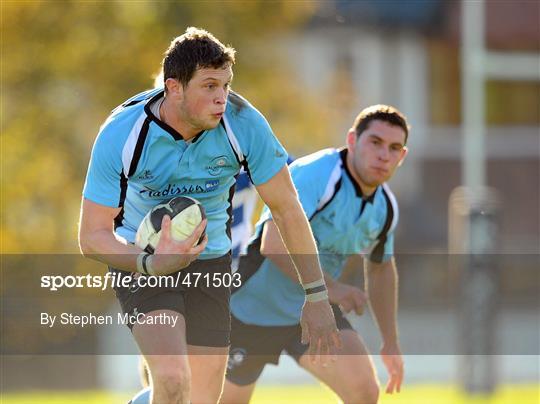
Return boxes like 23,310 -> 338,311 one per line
277,1 -> 539,306
2,1 -> 538,393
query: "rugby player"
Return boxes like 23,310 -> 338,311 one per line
222,105 -> 409,404
79,27 -> 338,404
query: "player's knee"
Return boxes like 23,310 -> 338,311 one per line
340,377 -> 379,404
196,366 -> 226,401
151,361 -> 191,401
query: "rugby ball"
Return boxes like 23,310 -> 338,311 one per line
135,196 -> 206,254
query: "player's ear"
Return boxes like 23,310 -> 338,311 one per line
397,146 -> 409,167
165,78 -> 183,99
346,129 -> 357,152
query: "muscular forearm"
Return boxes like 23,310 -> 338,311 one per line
265,245 -> 335,289
366,259 -> 399,344
80,229 -> 142,272
271,202 -> 324,284
264,253 -> 298,282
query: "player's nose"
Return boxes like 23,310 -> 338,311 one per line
378,147 -> 390,161
215,88 -> 227,104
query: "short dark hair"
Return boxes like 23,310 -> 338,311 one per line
353,104 -> 410,145
162,27 -> 236,88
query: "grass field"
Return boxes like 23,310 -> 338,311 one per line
1,384 -> 539,404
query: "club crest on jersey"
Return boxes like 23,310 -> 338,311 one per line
227,348 -> 247,370
275,148 -> 284,158
207,156 -> 232,176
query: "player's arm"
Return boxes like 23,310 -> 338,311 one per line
365,258 -> 399,343
78,198 -> 206,275
256,167 -> 322,283
256,166 -> 341,360
365,257 -> 403,393
261,220 -> 366,315
78,198 -> 140,270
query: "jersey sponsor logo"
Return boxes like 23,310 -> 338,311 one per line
206,155 -> 233,176
205,179 -> 219,192
139,183 -> 208,197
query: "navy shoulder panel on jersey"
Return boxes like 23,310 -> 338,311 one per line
369,183 -> 399,262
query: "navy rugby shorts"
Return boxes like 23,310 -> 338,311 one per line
226,304 -> 353,385
110,254 -> 232,348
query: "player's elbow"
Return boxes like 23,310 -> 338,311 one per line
260,239 -> 278,258
259,219 -> 288,258
266,192 -> 302,224
78,233 -> 93,256
78,229 -> 101,257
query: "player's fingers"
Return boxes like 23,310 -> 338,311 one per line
191,235 -> 208,255
386,362 -> 402,394
396,364 -> 404,392
331,329 -> 342,351
386,374 -> 397,394
340,300 -> 354,313
325,331 -> 339,363
319,337 -> 330,366
352,291 -> 366,312
186,219 -> 207,245
354,303 -> 364,316
160,215 -> 172,241
300,321 -> 309,345
308,335 -> 319,364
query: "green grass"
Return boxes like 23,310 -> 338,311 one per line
1,384 -> 538,403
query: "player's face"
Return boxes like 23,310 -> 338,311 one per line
347,120 -> 408,189
178,65 -> 233,131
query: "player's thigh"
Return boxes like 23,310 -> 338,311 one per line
298,329 -> 378,394
188,344 -> 229,392
184,255 -> 232,348
132,309 -> 187,355
132,309 -> 191,385
220,379 -> 257,404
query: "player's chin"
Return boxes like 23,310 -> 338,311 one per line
370,169 -> 392,184
204,116 -> 222,129
367,174 -> 389,187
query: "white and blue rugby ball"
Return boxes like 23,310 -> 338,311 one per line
135,196 -> 206,254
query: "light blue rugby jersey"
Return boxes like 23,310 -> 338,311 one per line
231,147 -> 399,325
83,88 -> 288,259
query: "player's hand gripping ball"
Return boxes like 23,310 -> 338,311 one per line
135,196 -> 206,254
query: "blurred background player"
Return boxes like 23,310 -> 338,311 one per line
221,105 -> 409,404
